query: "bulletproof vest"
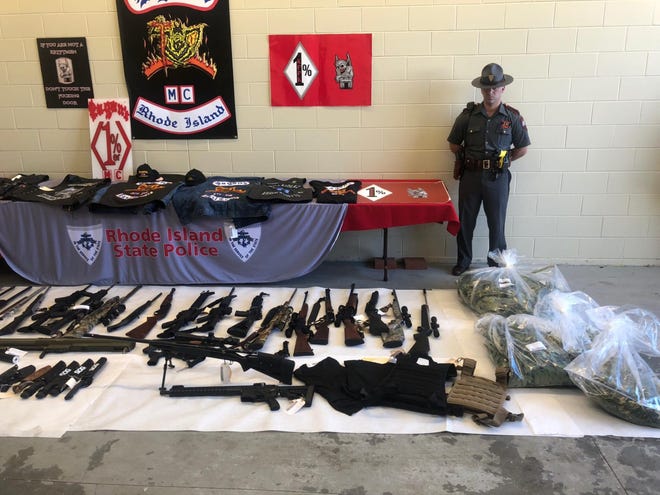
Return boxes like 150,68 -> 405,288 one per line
446,358 -> 524,427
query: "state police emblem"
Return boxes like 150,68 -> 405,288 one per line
67,225 -> 103,265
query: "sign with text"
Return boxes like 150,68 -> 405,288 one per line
269,34 -> 372,107
115,0 -> 237,139
37,37 -> 94,109
88,98 -> 134,182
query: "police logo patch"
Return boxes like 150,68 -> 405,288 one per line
227,223 -> 260,262
67,225 -> 103,265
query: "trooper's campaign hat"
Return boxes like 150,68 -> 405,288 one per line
471,63 -> 514,88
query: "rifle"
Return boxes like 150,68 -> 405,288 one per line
182,287 -> 236,334
417,289 -> 440,338
142,332 -> 240,368
86,333 -> 295,384
0,286 -> 32,310
308,289 -> 333,345
364,291 -> 389,336
157,290 -> 215,338
106,292 -> 162,332
0,286 -> 15,298
28,285 -> 115,336
64,285 -> 141,337
335,283 -> 364,346
287,291 -> 313,357
35,360 -> 82,399
227,292 -> 268,338
99,285 -> 143,326
125,288 -> 175,339
240,289 -> 297,351
64,357 -> 107,400
0,287 -> 50,336
0,364 -> 36,392
161,382 -> 315,411
20,360 -> 68,399
0,335 -> 135,358
11,365 -> 52,395
378,289 -> 411,348
0,288 -> 38,320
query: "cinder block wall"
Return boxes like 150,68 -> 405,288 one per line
0,1 -> 658,265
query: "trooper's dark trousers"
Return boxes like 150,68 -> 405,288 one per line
456,168 -> 511,269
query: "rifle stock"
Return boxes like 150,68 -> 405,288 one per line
336,284 -> 364,346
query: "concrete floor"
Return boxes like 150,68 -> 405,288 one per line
0,259 -> 659,495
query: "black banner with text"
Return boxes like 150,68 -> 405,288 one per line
115,0 -> 237,139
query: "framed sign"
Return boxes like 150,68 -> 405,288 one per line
37,37 -> 94,109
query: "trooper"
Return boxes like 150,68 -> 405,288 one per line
447,63 -> 531,276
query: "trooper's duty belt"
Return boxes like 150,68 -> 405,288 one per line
464,158 -> 502,170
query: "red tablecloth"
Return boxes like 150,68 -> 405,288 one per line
341,179 -> 459,235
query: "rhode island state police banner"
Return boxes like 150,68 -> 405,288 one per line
269,34 -> 372,107
115,0 -> 237,139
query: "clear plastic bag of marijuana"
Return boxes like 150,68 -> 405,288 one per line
457,249 -> 570,317
565,306 -> 660,428
533,290 -> 601,354
476,313 -> 576,388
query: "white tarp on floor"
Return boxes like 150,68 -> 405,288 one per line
1,286 -> 658,439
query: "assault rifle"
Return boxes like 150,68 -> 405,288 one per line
0,287 -> 49,336
126,288 -> 175,339
182,287 -> 236,334
417,289 -> 440,338
308,289 -> 333,345
227,292 -> 268,338
286,291 -> 313,357
157,290 -> 215,338
107,292 -> 162,332
22,285 -> 112,336
240,289 -> 297,351
65,285 -> 141,337
378,290 -> 411,348
335,283 -> 364,346
0,335 -> 135,358
86,333 -> 295,384
99,285 -> 143,326
161,382 -> 315,411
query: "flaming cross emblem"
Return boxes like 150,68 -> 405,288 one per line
143,15 -> 217,79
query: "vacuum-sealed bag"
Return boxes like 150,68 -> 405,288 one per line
565,306 -> 660,428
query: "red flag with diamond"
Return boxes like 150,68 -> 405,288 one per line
269,34 -> 371,106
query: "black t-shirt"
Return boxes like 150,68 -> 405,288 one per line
309,180 -> 362,204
